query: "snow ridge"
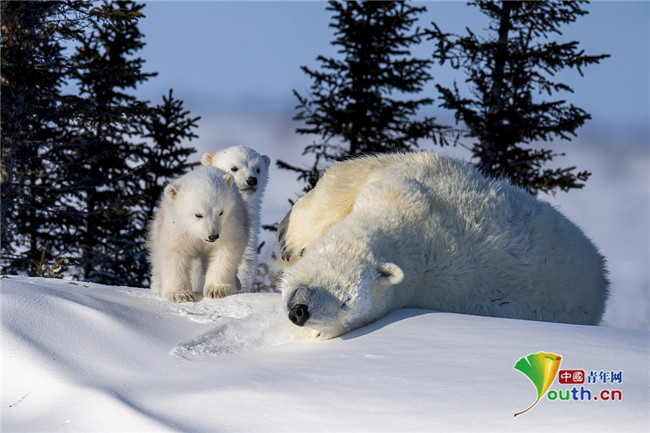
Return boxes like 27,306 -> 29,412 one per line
2,276 -> 648,432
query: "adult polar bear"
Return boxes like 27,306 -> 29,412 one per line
278,152 -> 608,340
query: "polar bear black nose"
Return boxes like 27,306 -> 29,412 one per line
288,304 -> 309,326
246,176 -> 257,186
207,234 -> 219,242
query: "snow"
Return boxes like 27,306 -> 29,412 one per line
2,276 -> 648,432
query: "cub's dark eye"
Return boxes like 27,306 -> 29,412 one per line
195,213 -> 203,219
256,168 -> 261,174
231,166 -> 238,172
219,211 -> 224,216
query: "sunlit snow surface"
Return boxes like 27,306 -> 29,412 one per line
2,276 -> 648,432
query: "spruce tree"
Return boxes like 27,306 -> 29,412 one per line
141,89 -> 199,225
280,0 -> 444,192
1,1 -> 87,274
1,1 -> 199,285
68,0 -> 157,284
427,0 -> 609,194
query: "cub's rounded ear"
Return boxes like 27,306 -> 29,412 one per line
223,173 -> 235,188
262,155 -> 271,168
200,152 -> 214,165
377,262 -> 404,287
164,184 -> 179,199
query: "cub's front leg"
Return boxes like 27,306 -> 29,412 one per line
203,242 -> 243,299
159,252 -> 195,303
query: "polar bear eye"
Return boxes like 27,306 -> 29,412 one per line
231,166 -> 238,172
219,210 -> 224,216
256,168 -> 261,174
195,213 -> 203,219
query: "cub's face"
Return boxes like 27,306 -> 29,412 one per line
281,246 -> 404,340
201,147 -> 270,201
165,173 -> 234,243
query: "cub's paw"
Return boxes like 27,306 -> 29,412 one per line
164,291 -> 195,303
203,284 -> 238,299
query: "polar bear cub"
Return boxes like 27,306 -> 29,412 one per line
147,165 -> 249,303
279,152 -> 609,340
201,146 -> 270,292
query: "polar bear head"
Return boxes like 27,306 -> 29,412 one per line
280,238 -> 404,340
164,166 -> 236,243
201,146 -> 270,202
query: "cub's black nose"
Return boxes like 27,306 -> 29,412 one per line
288,304 -> 309,326
207,234 -> 220,242
246,176 -> 258,186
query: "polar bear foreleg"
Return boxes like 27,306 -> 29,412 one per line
159,251 -> 195,303
278,187 -> 356,265
203,247 -> 241,299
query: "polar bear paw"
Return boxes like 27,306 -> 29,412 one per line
165,291 -> 195,303
277,210 -> 307,263
204,283 -> 238,299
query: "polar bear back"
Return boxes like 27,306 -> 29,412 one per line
350,153 -> 607,323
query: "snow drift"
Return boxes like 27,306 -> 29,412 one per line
2,276 -> 648,432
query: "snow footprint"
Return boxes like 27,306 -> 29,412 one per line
120,287 -> 261,323
171,293 -> 296,358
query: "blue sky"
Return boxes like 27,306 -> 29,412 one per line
135,1 -> 649,144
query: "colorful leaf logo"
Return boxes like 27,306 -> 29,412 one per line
513,352 -> 562,417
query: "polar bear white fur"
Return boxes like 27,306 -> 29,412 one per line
278,152 -> 608,340
147,166 -> 249,303
201,146 -> 270,292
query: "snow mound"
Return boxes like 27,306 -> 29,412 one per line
2,276 -> 649,433
118,283 -> 298,357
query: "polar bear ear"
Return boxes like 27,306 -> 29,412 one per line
262,155 -> 271,168
164,184 -> 179,199
377,263 -> 404,287
200,152 -> 214,165
223,173 -> 235,188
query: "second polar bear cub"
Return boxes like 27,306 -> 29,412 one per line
201,146 -> 270,292
147,165 -> 249,303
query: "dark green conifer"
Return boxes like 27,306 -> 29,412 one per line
280,0 -> 445,192
141,89 -> 200,226
1,1 -> 199,285
427,0 -> 609,194
69,0 -> 157,283
1,1 -> 86,273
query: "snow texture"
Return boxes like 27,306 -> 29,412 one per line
2,276 -> 648,432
